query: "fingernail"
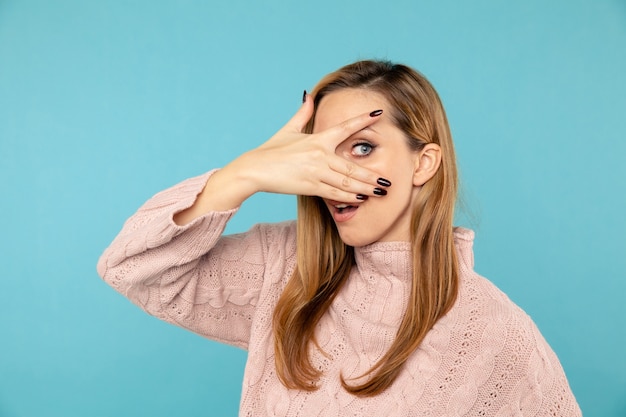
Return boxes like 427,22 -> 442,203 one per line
302,90 -> 307,103
369,109 -> 383,117
377,178 -> 392,187
356,194 -> 368,200
373,188 -> 387,196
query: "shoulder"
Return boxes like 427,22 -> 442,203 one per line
454,276 -> 580,414
444,229 -> 580,414
452,226 -> 528,323
451,227 -> 546,351
255,220 -> 297,253
222,220 -> 296,246
241,220 -> 298,275
451,227 -> 559,372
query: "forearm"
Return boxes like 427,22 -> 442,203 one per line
173,154 -> 259,225
97,171 -> 237,282
96,172 -> 266,345
176,101 -> 392,225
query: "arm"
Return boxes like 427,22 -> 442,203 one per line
172,94 -> 390,225
97,97 -> 393,346
97,171 -> 272,348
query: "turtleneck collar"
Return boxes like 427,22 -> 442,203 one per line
354,241 -> 413,282
351,228 -> 475,281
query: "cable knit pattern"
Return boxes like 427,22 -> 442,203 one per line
97,172 -> 581,416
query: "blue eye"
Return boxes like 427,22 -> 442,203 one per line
352,142 -> 374,156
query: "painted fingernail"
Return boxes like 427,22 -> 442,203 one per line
369,109 -> 383,117
302,90 -> 307,103
356,194 -> 369,200
373,188 -> 387,196
377,178 -> 392,187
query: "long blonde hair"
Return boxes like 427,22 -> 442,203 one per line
273,60 -> 459,396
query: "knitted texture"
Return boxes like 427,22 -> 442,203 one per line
97,171 -> 581,416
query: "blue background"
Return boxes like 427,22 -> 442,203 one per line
1,0 -> 625,416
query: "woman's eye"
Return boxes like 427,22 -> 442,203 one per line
352,143 -> 374,156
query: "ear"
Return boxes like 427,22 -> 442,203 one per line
413,143 -> 442,186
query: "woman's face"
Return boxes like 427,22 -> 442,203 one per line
314,88 -> 421,246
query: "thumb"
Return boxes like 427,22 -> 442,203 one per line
284,91 -> 315,133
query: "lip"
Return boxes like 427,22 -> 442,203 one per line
325,199 -> 360,223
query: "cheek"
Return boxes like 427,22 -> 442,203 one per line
384,158 -> 416,188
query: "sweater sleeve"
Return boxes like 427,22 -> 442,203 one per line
96,170 -> 269,350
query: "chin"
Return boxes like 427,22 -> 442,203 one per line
336,231 -> 377,248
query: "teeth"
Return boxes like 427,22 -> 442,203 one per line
335,204 -> 349,209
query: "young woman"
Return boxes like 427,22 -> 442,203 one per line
98,60 -> 581,416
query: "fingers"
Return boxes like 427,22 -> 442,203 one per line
314,155 -> 391,201
313,109 -> 388,199
283,91 -> 315,133
327,156 -> 382,190
314,177 -> 390,204
318,109 -> 383,147
315,184 -> 371,204
257,98 -> 389,202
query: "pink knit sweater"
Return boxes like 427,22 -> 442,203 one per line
97,171 -> 581,416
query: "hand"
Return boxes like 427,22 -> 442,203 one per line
237,95 -> 387,203
174,95 -> 389,225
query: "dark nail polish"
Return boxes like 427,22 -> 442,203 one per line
369,109 -> 383,117
377,178 -> 392,187
373,187 -> 387,196
356,194 -> 368,200
302,90 -> 307,103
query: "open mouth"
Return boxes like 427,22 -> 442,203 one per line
327,201 -> 360,222
335,203 -> 356,214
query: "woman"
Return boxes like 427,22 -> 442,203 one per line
98,60 -> 581,415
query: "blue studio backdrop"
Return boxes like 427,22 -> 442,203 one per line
1,1 -> 625,416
